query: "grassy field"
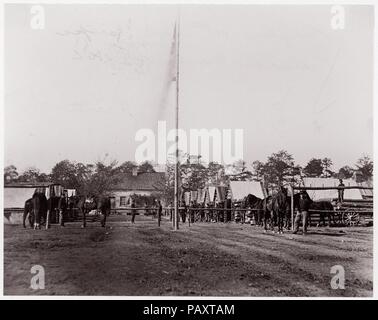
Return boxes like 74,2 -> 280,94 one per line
4,214 -> 373,296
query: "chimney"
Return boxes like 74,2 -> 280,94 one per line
132,167 -> 138,176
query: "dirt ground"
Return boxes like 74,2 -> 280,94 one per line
3,214 -> 373,297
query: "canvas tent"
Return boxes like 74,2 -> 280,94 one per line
358,181 -> 373,199
208,186 -> 216,202
66,189 -> 77,197
197,188 -> 207,203
229,181 -> 264,200
215,186 -> 227,203
3,182 -> 60,209
4,187 -> 36,209
183,192 -> 191,206
301,178 -> 363,201
190,190 -> 198,202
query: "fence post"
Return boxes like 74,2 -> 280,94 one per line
290,185 -> 294,231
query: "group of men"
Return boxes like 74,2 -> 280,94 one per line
166,200 -> 233,224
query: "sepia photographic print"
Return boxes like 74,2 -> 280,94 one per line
1,1 -> 375,301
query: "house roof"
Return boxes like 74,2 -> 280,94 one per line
4,181 -> 54,188
110,172 -> 165,191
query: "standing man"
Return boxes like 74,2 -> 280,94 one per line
168,202 -> 173,221
338,179 -> 345,203
293,190 -> 313,235
58,194 -> 67,227
157,200 -> 162,227
131,200 -> 136,224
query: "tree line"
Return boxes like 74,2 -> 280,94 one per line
4,151 -> 373,198
3,160 -> 156,196
163,151 -> 373,199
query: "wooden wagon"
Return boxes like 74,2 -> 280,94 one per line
291,185 -> 373,229
333,198 -> 373,227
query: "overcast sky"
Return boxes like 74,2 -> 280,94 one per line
4,4 -> 374,173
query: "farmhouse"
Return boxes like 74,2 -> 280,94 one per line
108,170 -> 165,209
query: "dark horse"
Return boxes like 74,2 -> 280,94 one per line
23,198 -> 34,228
310,200 -> 335,227
77,195 -> 111,228
32,192 -> 48,229
244,194 -> 265,226
45,196 -> 67,228
266,187 -> 288,234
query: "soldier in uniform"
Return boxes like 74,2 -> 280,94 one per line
131,200 -> 136,223
338,179 -> 345,203
57,194 -> 67,227
293,190 -> 313,235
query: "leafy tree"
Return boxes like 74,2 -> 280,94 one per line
229,160 -> 253,181
4,165 -> 18,182
264,150 -> 295,186
355,155 -> 373,182
303,158 -> 323,177
180,155 -> 207,191
138,161 -> 156,173
51,160 -> 92,192
84,161 -> 122,197
338,166 -> 354,179
321,158 -> 334,178
207,162 -> 227,185
114,161 -> 138,174
163,161 -> 176,204
18,167 -> 48,183
289,165 -> 303,184
251,161 -> 265,181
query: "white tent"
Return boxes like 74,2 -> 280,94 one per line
208,186 -> 216,202
4,187 -> 36,209
66,189 -> 77,197
358,181 -> 373,199
197,188 -> 207,203
301,178 -> 363,201
229,181 -> 264,200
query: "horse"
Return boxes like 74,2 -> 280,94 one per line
46,195 -> 67,228
77,196 -> 98,228
267,187 -> 288,234
244,194 -> 265,226
77,195 -> 111,228
23,198 -> 34,228
310,200 -> 335,227
97,196 -> 111,227
32,192 -> 48,230
282,191 -> 313,231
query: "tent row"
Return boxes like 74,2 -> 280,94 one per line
179,178 -> 373,206
180,181 -> 265,206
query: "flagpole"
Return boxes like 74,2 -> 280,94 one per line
174,13 -> 181,231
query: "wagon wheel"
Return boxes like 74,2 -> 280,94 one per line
342,209 -> 360,227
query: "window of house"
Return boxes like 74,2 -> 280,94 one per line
120,196 -> 127,207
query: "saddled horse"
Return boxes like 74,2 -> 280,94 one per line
77,196 -> 98,228
77,195 -> 111,228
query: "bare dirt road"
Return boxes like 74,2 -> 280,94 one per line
4,215 -> 373,296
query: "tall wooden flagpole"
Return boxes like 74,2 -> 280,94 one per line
174,13 -> 181,231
